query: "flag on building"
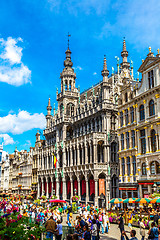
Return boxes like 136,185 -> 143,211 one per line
53,153 -> 58,168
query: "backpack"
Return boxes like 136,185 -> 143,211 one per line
148,229 -> 155,239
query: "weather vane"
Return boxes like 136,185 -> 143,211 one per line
67,32 -> 71,48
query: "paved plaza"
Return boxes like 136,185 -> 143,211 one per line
100,223 -> 148,240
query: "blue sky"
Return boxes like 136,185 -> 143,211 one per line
0,0 -> 159,153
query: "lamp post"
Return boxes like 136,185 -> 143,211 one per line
53,189 -> 55,196
74,188 -> 77,196
153,183 -> 157,192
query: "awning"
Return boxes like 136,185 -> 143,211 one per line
119,188 -> 137,190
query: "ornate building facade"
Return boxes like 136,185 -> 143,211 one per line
117,42 -> 160,198
37,45 -> 119,207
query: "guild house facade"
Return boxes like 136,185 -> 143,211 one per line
118,42 -> 160,199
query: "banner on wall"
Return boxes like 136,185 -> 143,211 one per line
99,179 -> 105,196
90,179 -> 95,195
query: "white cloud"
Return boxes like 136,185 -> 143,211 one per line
93,72 -> 97,75
0,134 -> 14,145
73,66 -> 83,71
0,37 -> 31,86
0,110 -> 46,134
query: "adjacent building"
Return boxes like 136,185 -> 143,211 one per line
117,42 -> 160,198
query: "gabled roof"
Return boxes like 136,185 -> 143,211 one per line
138,55 -> 160,73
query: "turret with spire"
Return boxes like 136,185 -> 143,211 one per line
101,55 -> 109,81
47,97 -> 52,115
121,38 -> 130,70
46,97 -> 52,128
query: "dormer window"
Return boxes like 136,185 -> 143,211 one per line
148,70 -> 154,89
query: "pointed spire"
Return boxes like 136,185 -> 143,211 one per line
47,97 -> 52,115
64,34 -> 73,68
121,38 -> 130,70
101,55 -> 109,78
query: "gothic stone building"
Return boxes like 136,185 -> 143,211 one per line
37,46 -> 119,207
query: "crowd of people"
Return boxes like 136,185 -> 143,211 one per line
1,198 -> 160,240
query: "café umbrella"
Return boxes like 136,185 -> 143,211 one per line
123,198 -> 136,203
135,198 -> 151,204
109,198 -> 123,204
151,198 -> 160,204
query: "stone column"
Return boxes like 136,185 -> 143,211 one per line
119,158 -> 123,183
124,157 -> 127,182
85,145 -> 88,164
145,127 -> 149,153
94,179 -> 98,206
139,184 -> 142,198
77,146 -> 80,165
82,147 -> 84,165
74,147 -> 77,165
46,178 -> 49,198
70,148 -> 73,166
42,179 -> 44,196
63,179 -> 67,200
90,144 -> 92,164
93,144 -> 97,163
37,179 -> 40,198
56,180 -> 60,199
51,177 -> 54,196
103,145 -> 107,163
70,179 -> 73,200
85,178 -> 89,204
78,178 -> 81,201
130,156 -> 133,183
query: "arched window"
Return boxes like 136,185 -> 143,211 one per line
139,105 -> 145,120
130,106 -> 134,123
66,103 -> 74,116
148,70 -> 154,89
111,142 -> 117,162
150,161 -> 156,174
142,162 -> 147,175
120,111 -> 123,127
149,100 -> 155,116
65,81 -> 67,91
127,157 -> 130,176
121,134 -> 124,150
156,161 -> 160,174
60,103 -> 63,116
69,81 -> 71,91
151,129 -> 156,152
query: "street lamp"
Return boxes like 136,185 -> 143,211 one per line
74,188 -> 77,196
153,183 -> 157,192
53,189 -> 55,195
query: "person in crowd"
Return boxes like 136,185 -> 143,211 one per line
56,219 -> 63,240
118,213 -> 125,240
139,217 -> 145,240
122,230 -> 138,240
91,219 -> 98,240
98,210 -> 104,234
45,216 -> 57,240
128,211 -> 133,231
148,222 -> 159,240
82,224 -> 91,240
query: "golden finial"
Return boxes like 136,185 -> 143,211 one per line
149,46 -> 151,53
142,59 -> 144,63
157,49 -> 159,54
